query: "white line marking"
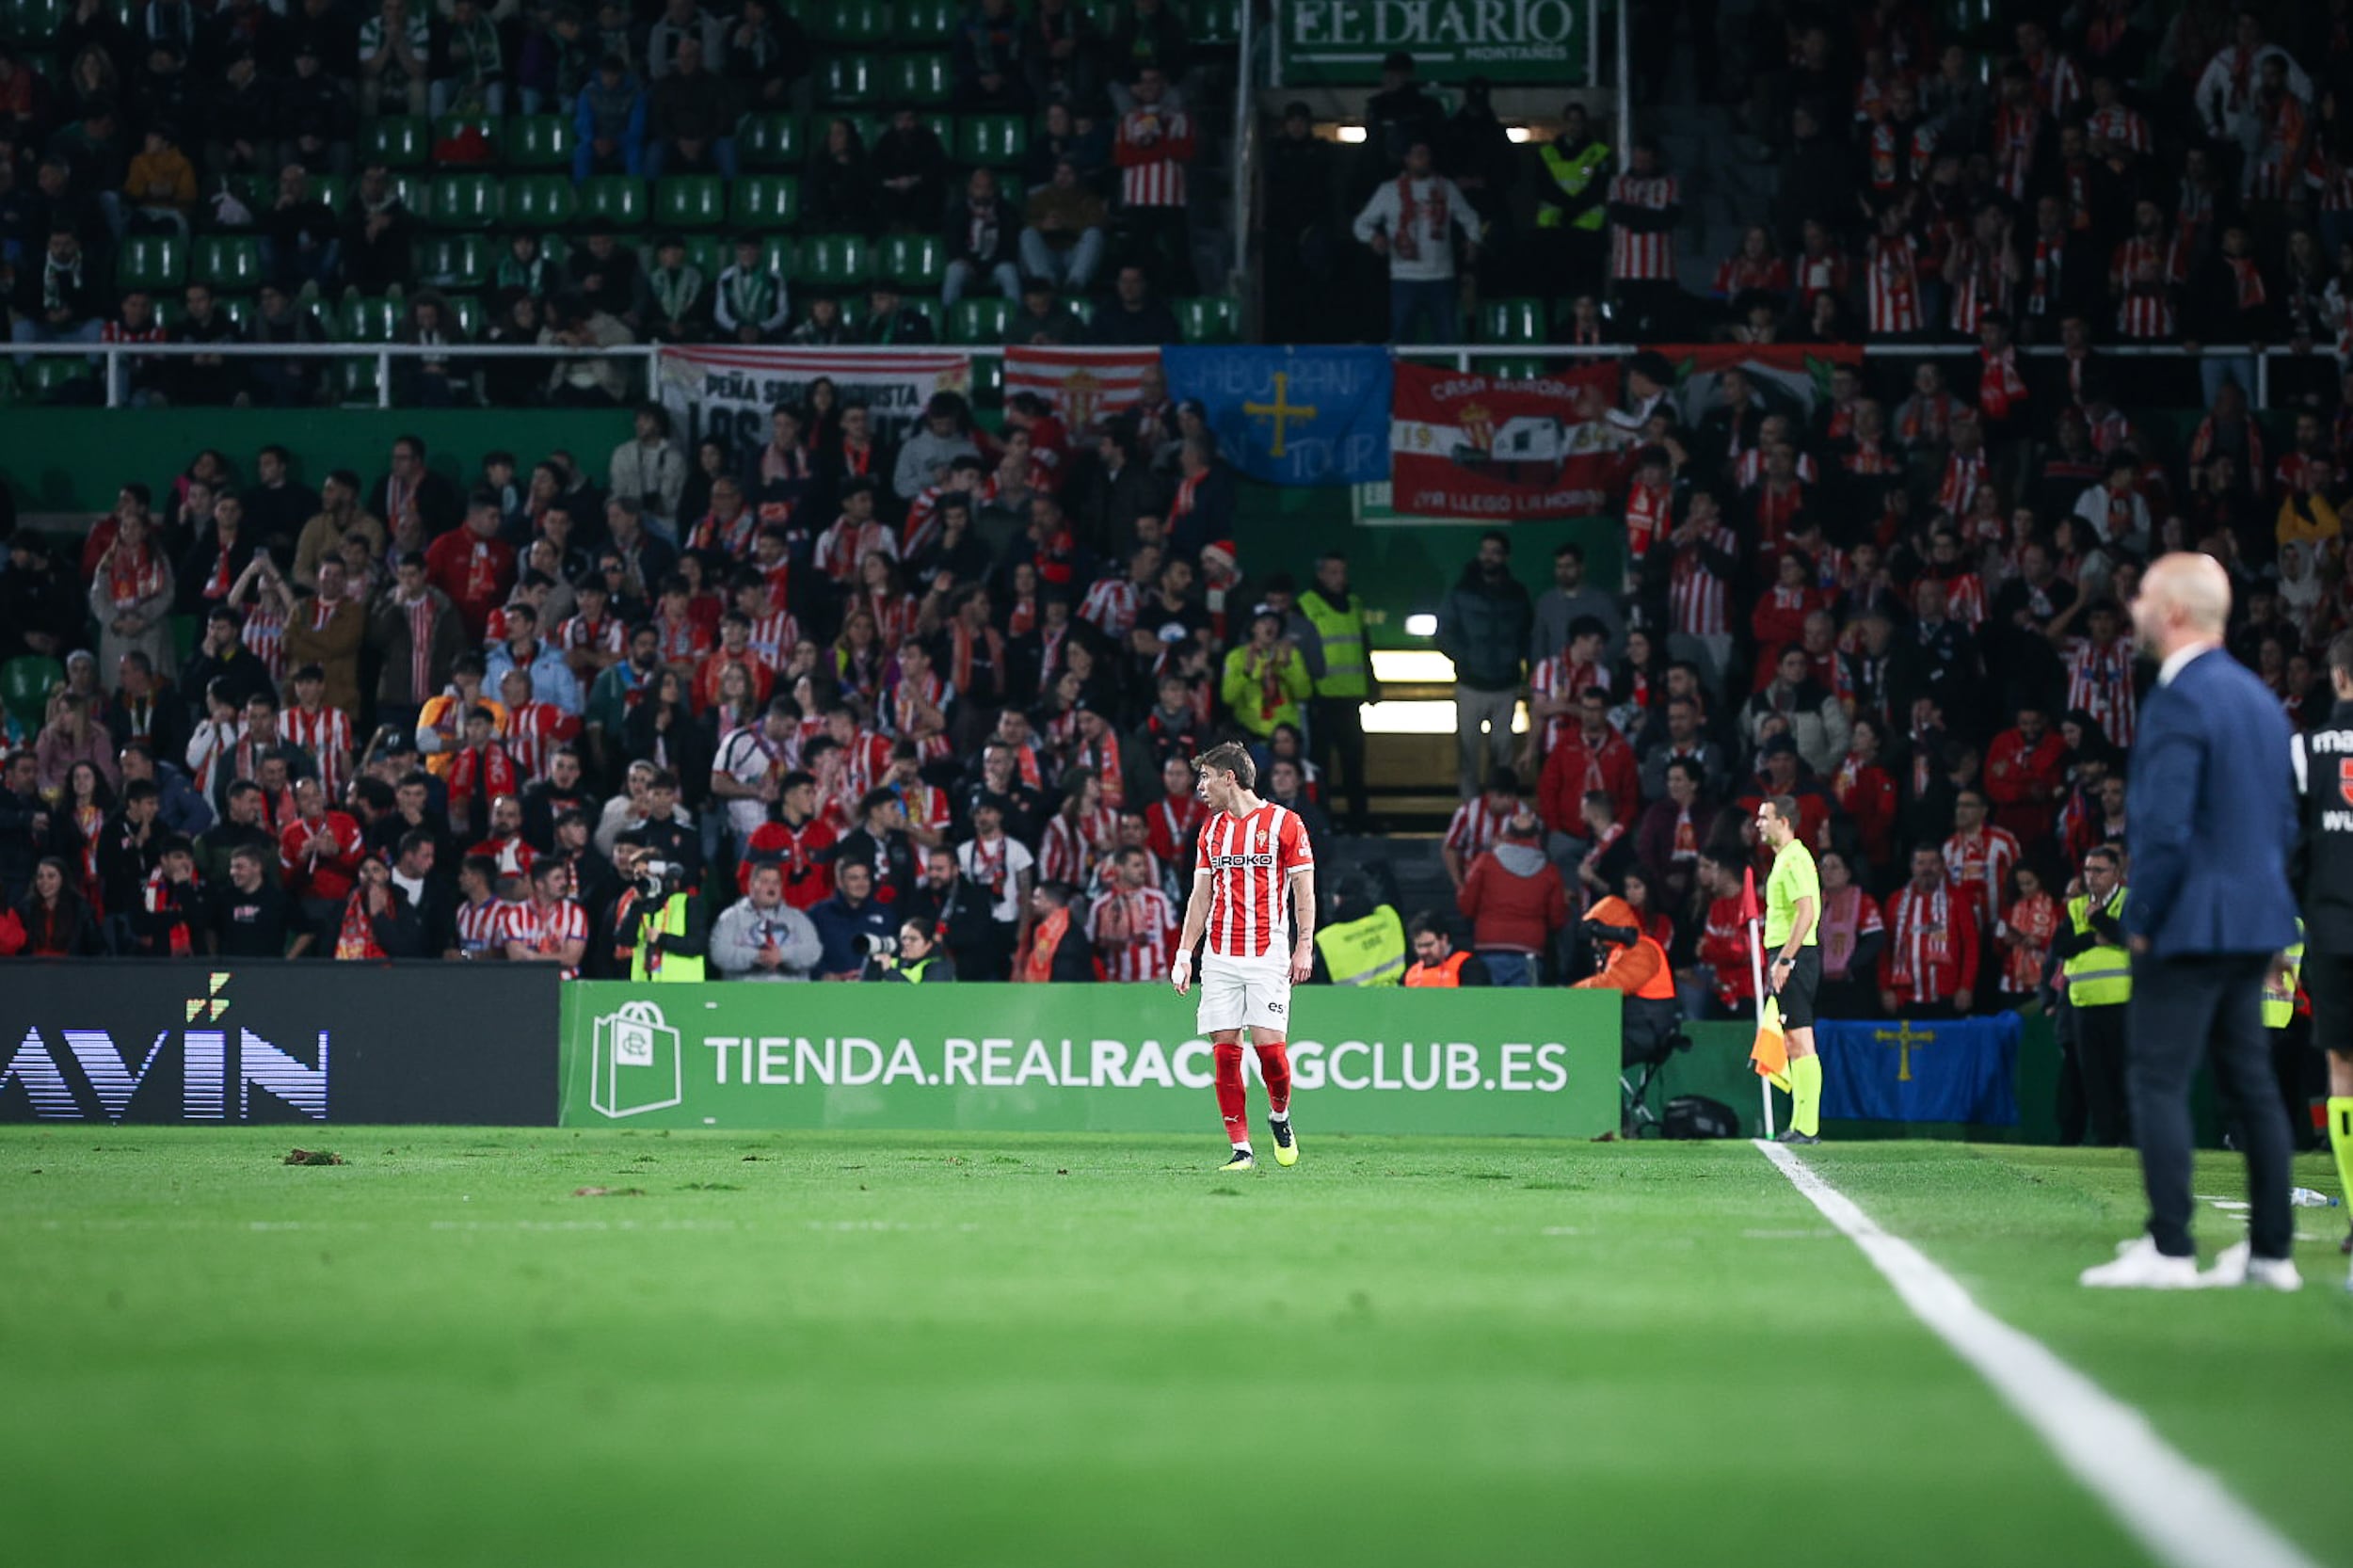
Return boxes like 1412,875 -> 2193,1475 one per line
1754,1140 -> 2320,1568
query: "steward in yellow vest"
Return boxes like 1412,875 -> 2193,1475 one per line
2052,850 -> 2132,1146
627,880 -> 707,984
2059,885 -> 2132,1007
2264,920 -> 2305,1030
1314,903 -> 1406,986
1536,106 -> 1610,233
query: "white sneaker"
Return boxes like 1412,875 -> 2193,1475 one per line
2080,1236 -> 2202,1288
2204,1241 -> 2303,1291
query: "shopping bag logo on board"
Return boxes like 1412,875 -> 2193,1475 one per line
592,1000 -> 683,1119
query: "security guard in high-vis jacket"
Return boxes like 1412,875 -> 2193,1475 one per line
2054,844 -> 2133,1148
1315,902 -> 1406,986
1535,103 -> 1610,299
626,859 -> 707,983
2293,631 -> 2353,1267
1301,552 -> 1376,832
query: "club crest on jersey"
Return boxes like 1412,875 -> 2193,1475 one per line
2340,758 -> 2353,808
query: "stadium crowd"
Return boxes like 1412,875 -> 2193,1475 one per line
0,0 -> 1214,402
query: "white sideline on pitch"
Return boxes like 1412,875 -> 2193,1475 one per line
1756,1140 -> 2320,1568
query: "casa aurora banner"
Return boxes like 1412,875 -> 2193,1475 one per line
1281,0 -> 1590,84
560,984 -> 1619,1137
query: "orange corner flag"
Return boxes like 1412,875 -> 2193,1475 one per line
1750,995 -> 1791,1092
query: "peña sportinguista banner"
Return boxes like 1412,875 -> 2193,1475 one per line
559,983 -> 1620,1136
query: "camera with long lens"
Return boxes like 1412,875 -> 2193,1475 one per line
636,859 -> 685,900
854,933 -> 899,957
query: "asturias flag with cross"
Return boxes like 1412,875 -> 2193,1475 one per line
1817,1014 -> 2022,1125
1161,346 -> 1392,486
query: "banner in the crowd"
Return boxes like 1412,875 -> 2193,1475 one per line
559,983 -> 1619,1136
1388,360 -> 1625,520
1003,345 -> 1160,431
1281,0 -> 1588,84
0,962 -> 559,1125
1817,1014 -> 2021,1126
657,344 -> 974,453
1161,345 -> 1391,486
1661,344 -> 1864,431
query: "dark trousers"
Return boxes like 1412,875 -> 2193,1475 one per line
2305,949 -> 2353,1064
2056,1002 -> 2086,1145
2127,952 -> 2293,1260
2075,1002 -> 2132,1147
1308,695 -> 1369,830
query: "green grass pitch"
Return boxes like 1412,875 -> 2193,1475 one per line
2,1128 -> 2346,1568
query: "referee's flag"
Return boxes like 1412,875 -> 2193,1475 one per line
1750,995 -> 1790,1092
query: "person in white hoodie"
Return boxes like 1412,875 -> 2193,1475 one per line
709,860 -> 824,981
1351,137 -> 1481,344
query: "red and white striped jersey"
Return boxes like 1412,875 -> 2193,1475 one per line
1668,527 -> 1738,637
1978,346 -> 2027,423
1731,448 -> 1818,490
1087,886 -> 1178,982
242,600 -> 288,682
1193,802 -> 1314,961
2111,235 -> 2183,339
556,612 -> 625,659
1608,173 -> 1679,281
504,699 -> 576,783
1791,248 -> 1849,307
816,516 -> 897,584
1866,232 -> 1925,335
1942,824 -> 2020,931
2085,104 -> 2149,153
1444,795 -> 1513,864
496,896 -> 588,978
2245,95 -> 2307,200
454,896 -> 505,957
839,729 -> 896,798
1938,571 -> 1988,632
1529,655 -> 1608,756
1041,805 -> 1120,888
1992,101 -> 2041,200
1115,105 -> 1194,207
1945,237 -> 2013,334
1866,119 -> 1936,192
2024,50 -> 2083,115
902,486 -> 950,560
281,704 -> 353,799
2066,638 -> 2137,749
1937,449 -> 1988,515
744,610 -> 801,670
1625,479 -> 1672,562
1079,577 -> 1142,640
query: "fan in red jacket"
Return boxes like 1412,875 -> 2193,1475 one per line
1539,688 -> 1641,837
423,501 -> 518,643
1456,811 -> 1569,976
278,777 -> 364,905
1981,706 -> 2068,844
1879,846 -> 1982,1016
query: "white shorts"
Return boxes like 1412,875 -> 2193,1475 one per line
1197,953 -> 1293,1034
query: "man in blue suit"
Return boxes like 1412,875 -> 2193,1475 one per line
2082,554 -> 2305,1290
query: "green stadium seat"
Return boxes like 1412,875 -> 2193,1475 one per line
214,295 -> 253,332
816,0 -> 893,44
341,296 -> 402,343
895,0 -> 956,42
504,174 -> 578,227
968,354 -> 1001,405
736,113 -> 802,168
27,357 -> 93,402
427,172 -> 500,229
416,233 -> 494,289
675,235 -> 726,278
149,296 -> 183,331
334,359 -> 382,405
113,234 -> 184,292
385,172 -> 431,218
898,296 -> 943,338
578,176 -> 648,229
1189,0 -> 1241,45
878,232 -> 945,289
820,52 -> 879,107
0,654 -> 62,734
1480,296 -> 1546,345
949,296 -> 1014,344
0,0 -> 70,47
1472,356 -> 1548,379
309,174 -> 349,216
888,53 -> 952,106
730,174 -> 800,229
360,116 -> 430,167
432,114 -> 498,152
502,115 -> 574,168
955,114 -> 1027,167
760,235 -> 798,280
1174,296 -> 1240,344
794,231 -> 871,287
191,234 -> 262,290
656,175 -> 728,229
446,295 -> 485,336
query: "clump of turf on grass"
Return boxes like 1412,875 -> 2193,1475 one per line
572,1186 -> 647,1198
680,1182 -> 740,1192
284,1148 -> 345,1166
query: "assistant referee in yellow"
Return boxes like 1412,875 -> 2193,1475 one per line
1759,795 -> 1825,1144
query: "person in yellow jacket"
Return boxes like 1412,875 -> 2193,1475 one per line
1534,103 -> 1610,308
1300,553 -> 1378,831
1220,611 -> 1313,740
2052,845 -> 2132,1147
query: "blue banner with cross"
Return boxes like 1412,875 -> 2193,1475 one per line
1817,1015 -> 2022,1126
1160,346 -> 1392,486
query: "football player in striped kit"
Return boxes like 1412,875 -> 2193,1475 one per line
1171,742 -> 1315,1172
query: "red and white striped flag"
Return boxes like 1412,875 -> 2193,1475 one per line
1004,346 -> 1160,433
